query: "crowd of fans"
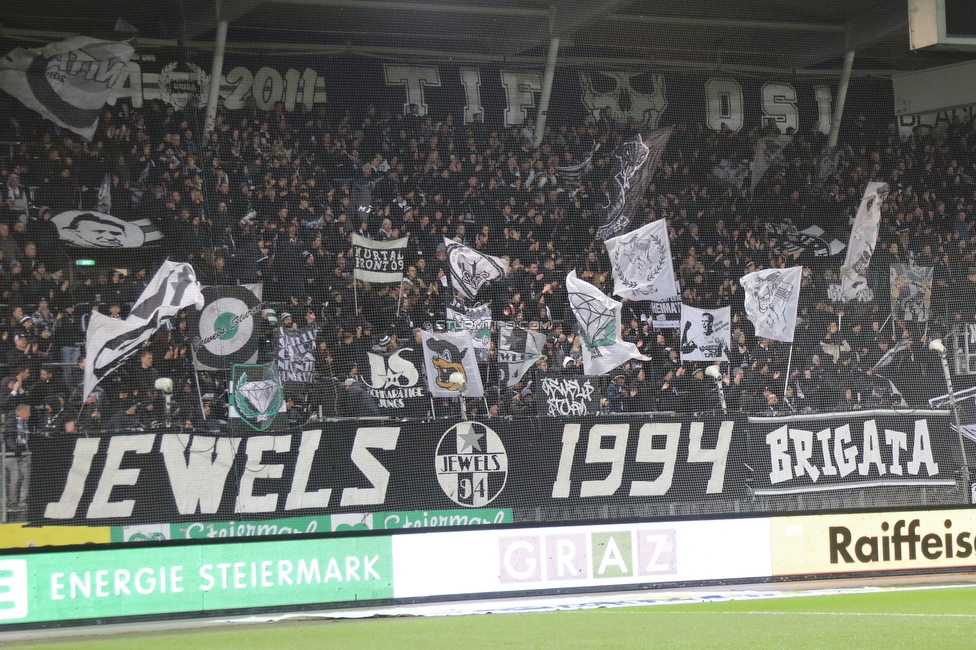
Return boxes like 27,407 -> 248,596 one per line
0,82 -> 975,458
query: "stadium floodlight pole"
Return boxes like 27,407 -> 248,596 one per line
705,364 -> 727,414
827,50 -> 855,149
930,339 -> 971,503
533,36 -> 560,150
204,0 -> 229,136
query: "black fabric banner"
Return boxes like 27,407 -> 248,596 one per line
28,412 -> 959,526
747,412 -> 958,495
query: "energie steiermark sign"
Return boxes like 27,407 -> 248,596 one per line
0,536 -> 391,625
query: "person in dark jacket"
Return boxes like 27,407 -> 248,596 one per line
341,377 -> 380,417
3,403 -> 31,508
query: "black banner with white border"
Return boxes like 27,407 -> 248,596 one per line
28,412 -> 961,525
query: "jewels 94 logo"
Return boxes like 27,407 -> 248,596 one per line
435,422 -> 508,507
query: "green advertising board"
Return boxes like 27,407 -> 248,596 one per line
110,509 -> 513,543
0,535 -> 392,626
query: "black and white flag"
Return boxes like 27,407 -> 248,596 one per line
605,219 -> 677,301
872,338 -> 912,372
447,302 -> 492,362
0,35 -> 135,140
52,210 -> 163,248
83,262 -> 204,401
595,127 -> 672,241
189,284 -> 264,371
890,264 -> 933,322
557,143 -> 599,185
361,345 -> 426,409
750,133 -> 793,194
566,270 -> 649,375
497,323 -> 546,388
742,266 -> 802,342
352,233 -> 407,283
421,330 -> 484,398
277,327 -> 319,383
711,159 -> 749,189
840,182 -> 888,300
540,376 -> 600,417
444,237 -> 509,300
679,305 -> 730,361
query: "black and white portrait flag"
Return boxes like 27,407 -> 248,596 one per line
742,266 -> 802,342
352,234 -> 407,283
52,210 -> 162,248
83,262 -> 204,401
679,304 -> 730,361
444,237 -> 509,300
0,35 -> 135,140
605,219 -> 677,301
890,264 -> 933,322
840,181 -> 888,300
497,324 -> 546,388
595,127 -> 672,241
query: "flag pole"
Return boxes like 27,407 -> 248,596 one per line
783,344 -> 794,399
193,369 -> 208,421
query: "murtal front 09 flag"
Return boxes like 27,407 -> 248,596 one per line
421,330 -> 485,398
566,270 -> 649,376
605,218 -> 677,301
84,262 -> 205,402
352,233 -> 407,283
0,35 -> 135,140
742,266 -> 803,342
840,181 -> 889,300
444,237 -> 509,300
595,127 -> 672,241
679,304 -> 731,361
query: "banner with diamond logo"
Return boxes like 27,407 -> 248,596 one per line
229,362 -> 285,431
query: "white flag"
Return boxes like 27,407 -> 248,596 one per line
421,330 -> 484,398
750,133 -> 793,193
444,237 -> 509,300
679,305 -> 730,361
566,270 -> 649,376
447,302 -> 492,362
605,219 -> 677,301
84,262 -> 204,401
352,234 -> 407,283
890,264 -> 933,322
742,266 -> 803,342
497,324 -> 547,388
840,182 -> 888,300
0,36 -> 135,140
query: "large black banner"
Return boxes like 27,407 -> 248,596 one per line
103,53 -> 893,135
29,415 -> 745,526
748,411 -> 958,495
29,412 -> 960,526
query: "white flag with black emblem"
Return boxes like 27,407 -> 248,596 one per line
679,305 -> 731,361
497,323 -> 547,387
352,234 -> 407,283
0,35 -> 135,140
566,270 -> 649,376
444,237 -> 509,300
840,181 -> 888,300
605,219 -> 677,301
742,266 -> 802,342
84,261 -> 204,401
421,330 -> 485,398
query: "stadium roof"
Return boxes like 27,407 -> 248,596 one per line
2,0 -> 975,75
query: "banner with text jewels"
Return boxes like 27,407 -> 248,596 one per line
28,412 -> 961,527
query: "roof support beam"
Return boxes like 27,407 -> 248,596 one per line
603,14 -> 847,33
264,0 -> 549,18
